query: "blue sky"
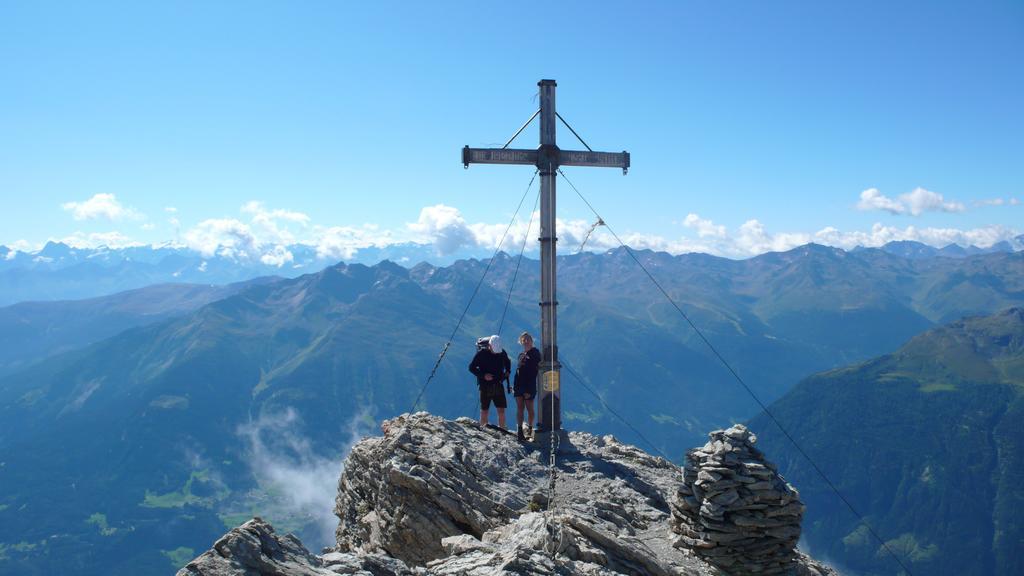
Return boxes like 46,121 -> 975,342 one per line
2,0 -> 1022,260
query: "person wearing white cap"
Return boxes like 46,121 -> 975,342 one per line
468,334 -> 512,429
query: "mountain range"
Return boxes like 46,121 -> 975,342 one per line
752,308 -> 1024,576
1,238 -> 1021,307
2,244 -> 1024,573
851,238 -> 1023,259
0,241 -> 490,307
0,279 -> 277,376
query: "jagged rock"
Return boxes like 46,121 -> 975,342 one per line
181,414 -> 838,575
320,552 -> 422,575
334,414 -> 539,564
176,518 -> 330,576
670,424 -> 829,575
428,512 -> 623,575
175,517 -> 418,576
333,413 -> 717,574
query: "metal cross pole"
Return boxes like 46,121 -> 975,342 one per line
462,79 -> 629,431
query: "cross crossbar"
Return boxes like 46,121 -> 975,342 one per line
463,146 -> 629,172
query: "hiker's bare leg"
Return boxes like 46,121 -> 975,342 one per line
515,397 -> 525,430
525,394 -> 536,429
480,409 -> 489,426
497,408 -> 506,430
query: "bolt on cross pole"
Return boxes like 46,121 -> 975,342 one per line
462,79 -> 630,431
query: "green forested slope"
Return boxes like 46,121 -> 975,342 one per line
752,308 -> 1024,576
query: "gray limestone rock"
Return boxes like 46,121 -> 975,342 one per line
175,517 -> 418,576
176,517 -> 331,576
180,414 -> 839,576
333,414 -> 538,564
333,413 -> 715,574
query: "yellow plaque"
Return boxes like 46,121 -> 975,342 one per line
542,371 -> 560,392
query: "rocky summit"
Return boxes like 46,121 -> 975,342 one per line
178,413 -> 836,575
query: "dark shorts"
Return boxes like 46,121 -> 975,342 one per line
479,381 -> 507,410
513,383 -> 536,399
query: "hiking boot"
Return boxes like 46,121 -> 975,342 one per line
517,428 -> 526,442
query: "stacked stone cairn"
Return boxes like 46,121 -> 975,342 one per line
670,424 -> 805,575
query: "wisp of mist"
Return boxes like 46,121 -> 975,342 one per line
238,407 -> 372,549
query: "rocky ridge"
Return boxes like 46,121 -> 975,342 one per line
178,413 -> 837,575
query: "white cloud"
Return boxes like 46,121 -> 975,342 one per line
683,213 -> 727,238
554,216 -> 599,250
241,201 -> 311,247
5,239 -> 36,255
58,231 -> 144,249
857,188 -> 906,214
176,201 -> 385,266
242,201 -> 310,224
62,193 -> 143,221
178,202 -> 316,266
405,206 -> 604,256
593,212 -> 1022,259
314,224 -> 389,261
902,187 -> 965,215
407,204 -> 479,256
856,187 -> 965,216
975,197 -> 1021,207
977,198 -> 1005,207
183,218 -> 262,260
237,407 -> 372,550
825,222 -> 1018,251
468,217 -> 534,253
164,206 -> 178,213
736,219 -> 813,254
16,199 -> 1023,264
73,210 -> 1014,261
402,204 -> 613,257
260,244 -> 294,267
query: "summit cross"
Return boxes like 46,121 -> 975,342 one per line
462,79 -> 630,432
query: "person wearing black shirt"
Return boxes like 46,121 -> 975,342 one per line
513,331 -> 541,442
468,334 -> 511,429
